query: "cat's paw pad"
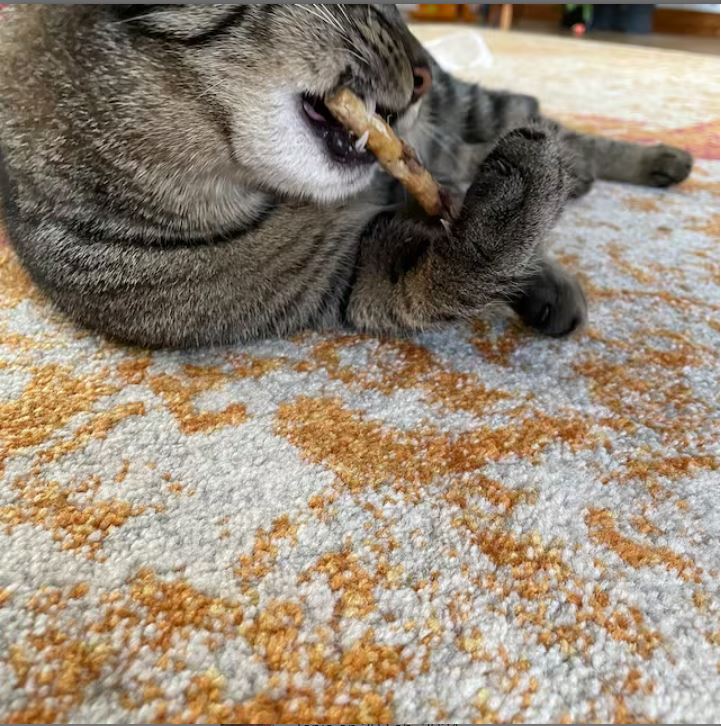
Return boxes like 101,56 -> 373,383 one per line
642,145 -> 693,187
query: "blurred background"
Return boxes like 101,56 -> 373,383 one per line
401,3 -> 719,54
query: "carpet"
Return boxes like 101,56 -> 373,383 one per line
0,27 -> 719,725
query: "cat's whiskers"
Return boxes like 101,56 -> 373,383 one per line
293,5 -> 334,30
338,5 -> 353,28
416,120 -> 457,159
299,4 -> 344,34
423,108 -> 466,145
194,78 -> 230,102
315,4 -> 346,33
109,9 -> 193,26
344,48 -> 370,69
294,4 -> 375,72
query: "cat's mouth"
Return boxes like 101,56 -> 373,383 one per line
301,93 -> 397,166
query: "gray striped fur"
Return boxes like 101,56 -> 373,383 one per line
0,4 -> 693,347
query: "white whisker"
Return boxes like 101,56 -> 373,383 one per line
316,4 -> 345,33
338,4 -> 352,28
108,9 -> 182,26
416,120 -> 457,159
424,106 -> 465,145
294,4 -> 334,30
345,48 -> 370,68
195,78 -> 228,101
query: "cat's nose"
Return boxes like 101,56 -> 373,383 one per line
411,64 -> 432,102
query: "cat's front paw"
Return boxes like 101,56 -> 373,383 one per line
454,124 -> 567,278
641,144 -> 693,187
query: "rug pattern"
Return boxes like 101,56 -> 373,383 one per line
0,28 -> 719,724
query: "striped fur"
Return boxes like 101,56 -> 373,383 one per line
0,5 -> 693,347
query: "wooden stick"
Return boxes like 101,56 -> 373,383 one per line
325,88 -> 447,219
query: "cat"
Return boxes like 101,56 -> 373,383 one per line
0,4 -> 692,348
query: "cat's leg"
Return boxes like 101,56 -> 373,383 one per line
424,63 -> 692,193
344,124 -> 569,333
419,69 -> 592,200
420,65 -> 540,152
556,128 -> 693,188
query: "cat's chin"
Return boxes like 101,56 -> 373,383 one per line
300,164 -> 378,204
255,152 -> 376,204
232,91 -> 378,204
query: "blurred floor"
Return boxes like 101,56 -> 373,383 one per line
513,18 -> 719,55
400,6 -> 719,56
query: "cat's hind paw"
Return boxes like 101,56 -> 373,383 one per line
641,144 -> 693,187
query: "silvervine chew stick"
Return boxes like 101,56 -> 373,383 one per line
325,88 -> 448,219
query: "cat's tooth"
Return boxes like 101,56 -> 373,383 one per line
354,130 -> 369,152
365,97 -> 376,117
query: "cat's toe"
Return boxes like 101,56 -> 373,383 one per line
643,145 -> 693,187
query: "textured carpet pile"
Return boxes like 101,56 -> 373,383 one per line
0,28 -> 719,724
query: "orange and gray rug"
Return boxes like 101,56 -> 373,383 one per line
0,29 -> 718,724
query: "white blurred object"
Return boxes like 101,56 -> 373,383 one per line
422,31 -> 494,73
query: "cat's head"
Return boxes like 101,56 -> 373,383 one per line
114,4 -> 432,203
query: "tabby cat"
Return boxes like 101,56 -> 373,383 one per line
0,4 -> 692,348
